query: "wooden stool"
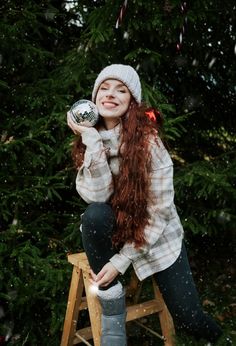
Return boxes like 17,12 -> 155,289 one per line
61,252 -> 175,346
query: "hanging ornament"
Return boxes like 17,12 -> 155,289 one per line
115,0 -> 128,28
176,2 -> 188,51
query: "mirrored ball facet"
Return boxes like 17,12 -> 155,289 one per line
70,99 -> 99,127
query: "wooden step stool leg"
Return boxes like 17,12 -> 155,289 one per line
152,277 -> 175,346
126,270 -> 143,304
82,270 -> 101,346
61,253 -> 175,346
61,266 -> 84,346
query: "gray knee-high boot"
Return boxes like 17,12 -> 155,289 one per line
98,290 -> 127,346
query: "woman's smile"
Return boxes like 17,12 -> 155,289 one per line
102,101 -> 118,109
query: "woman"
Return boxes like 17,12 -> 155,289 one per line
67,64 -> 229,345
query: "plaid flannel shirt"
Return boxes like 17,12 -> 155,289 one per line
76,124 -> 184,281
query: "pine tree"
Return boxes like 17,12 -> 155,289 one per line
0,0 -> 235,344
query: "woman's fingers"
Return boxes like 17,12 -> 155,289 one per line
95,263 -> 119,287
90,269 -> 97,281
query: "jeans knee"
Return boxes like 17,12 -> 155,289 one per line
82,202 -> 115,238
83,202 -> 114,224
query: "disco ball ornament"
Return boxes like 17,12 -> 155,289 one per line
70,99 -> 99,127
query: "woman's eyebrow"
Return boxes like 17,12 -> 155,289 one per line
100,81 -> 127,88
116,83 -> 127,88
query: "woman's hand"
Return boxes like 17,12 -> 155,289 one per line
67,111 -> 91,134
67,111 -> 102,152
90,262 -> 119,288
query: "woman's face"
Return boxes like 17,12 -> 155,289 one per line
96,79 -> 131,128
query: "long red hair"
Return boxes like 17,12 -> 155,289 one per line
71,101 -> 163,248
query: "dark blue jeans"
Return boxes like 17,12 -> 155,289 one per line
81,202 -> 222,343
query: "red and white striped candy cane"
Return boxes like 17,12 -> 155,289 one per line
115,0 -> 128,28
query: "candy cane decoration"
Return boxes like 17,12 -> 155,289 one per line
177,2 -> 188,51
115,0 -> 128,28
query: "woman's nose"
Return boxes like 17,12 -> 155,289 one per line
105,89 -> 115,98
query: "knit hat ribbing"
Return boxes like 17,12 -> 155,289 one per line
92,64 -> 141,104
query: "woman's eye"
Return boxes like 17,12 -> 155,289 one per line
118,89 -> 126,93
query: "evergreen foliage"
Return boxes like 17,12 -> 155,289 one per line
0,0 -> 235,344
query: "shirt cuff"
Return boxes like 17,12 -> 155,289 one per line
110,253 -> 132,275
81,129 -> 103,152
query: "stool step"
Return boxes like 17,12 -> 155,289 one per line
74,327 -> 92,345
127,299 -> 163,321
73,299 -> 164,344
68,253 -> 90,272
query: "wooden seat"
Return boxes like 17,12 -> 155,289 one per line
61,252 -> 175,346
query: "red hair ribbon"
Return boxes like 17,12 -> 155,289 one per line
145,108 -> 161,122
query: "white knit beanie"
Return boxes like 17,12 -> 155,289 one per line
92,64 -> 142,104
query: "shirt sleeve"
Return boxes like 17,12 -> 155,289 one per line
75,128 -> 114,203
110,136 -> 176,274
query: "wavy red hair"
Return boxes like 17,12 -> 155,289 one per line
71,101 -> 163,248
